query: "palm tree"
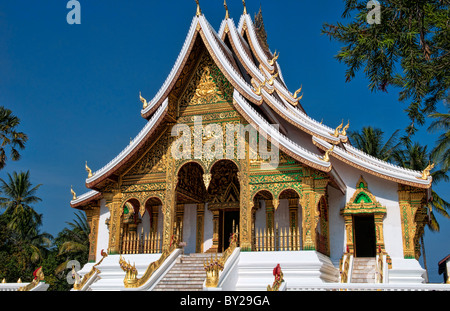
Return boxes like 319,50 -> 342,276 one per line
348,126 -> 401,161
0,107 -> 28,170
0,171 -> 51,274
0,171 -> 42,233
54,212 -> 90,277
57,212 -> 90,257
428,105 -> 450,172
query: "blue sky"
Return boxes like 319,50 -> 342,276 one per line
0,1 -> 448,282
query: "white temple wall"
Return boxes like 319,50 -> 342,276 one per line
203,203 -> 214,252
97,198 -> 110,259
182,204 -> 198,254
328,185 -> 346,263
331,159 -> 405,260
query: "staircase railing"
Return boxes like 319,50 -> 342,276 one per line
72,250 -> 108,291
204,229 -> 239,289
339,252 -> 353,283
121,231 -> 163,254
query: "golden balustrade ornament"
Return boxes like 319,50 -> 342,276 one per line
17,267 -> 45,291
204,229 -> 239,288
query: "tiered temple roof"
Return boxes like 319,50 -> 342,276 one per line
71,4 -> 431,209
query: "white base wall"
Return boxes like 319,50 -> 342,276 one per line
387,257 -> 426,284
235,251 -> 339,291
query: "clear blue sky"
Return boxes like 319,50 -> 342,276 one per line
0,1 -> 448,282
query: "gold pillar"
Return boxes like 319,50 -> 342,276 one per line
238,158 -> 252,251
209,210 -> 220,253
162,124 -> 178,252
106,192 -> 123,254
86,205 -> 100,262
398,185 -> 426,259
176,203 -> 184,242
300,173 -> 328,251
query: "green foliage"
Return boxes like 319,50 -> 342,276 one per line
322,0 -> 450,135
0,107 -> 28,170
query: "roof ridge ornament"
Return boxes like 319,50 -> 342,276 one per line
332,120 -> 344,137
71,185 -> 77,200
195,0 -> 202,16
224,0 -> 229,19
252,78 -> 267,96
85,161 -> 93,178
139,91 -> 148,109
341,120 -> 350,136
418,162 -> 435,180
268,51 -> 279,66
321,145 -> 335,162
267,72 -> 279,86
243,0 -> 247,15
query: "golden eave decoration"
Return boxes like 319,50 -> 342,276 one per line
268,51 -> 279,66
418,162 -> 434,180
341,176 -> 387,216
71,185 -> 77,200
85,161 -> 93,178
140,91 -> 148,109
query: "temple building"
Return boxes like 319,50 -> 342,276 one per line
69,2 -> 435,291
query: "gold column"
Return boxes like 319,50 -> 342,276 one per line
238,157 -> 252,251
106,192 -> 123,254
162,124 -> 178,252
398,185 -> 426,259
300,173 -> 328,251
344,215 -> 354,254
86,205 -> 100,262
374,213 -> 385,252
196,203 -> 205,253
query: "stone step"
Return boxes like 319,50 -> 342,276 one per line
153,253 -> 214,291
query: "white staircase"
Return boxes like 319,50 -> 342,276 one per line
351,257 -> 377,283
153,253 -> 211,291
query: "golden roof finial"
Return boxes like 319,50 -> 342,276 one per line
419,162 -> 435,180
243,0 -> 247,15
253,79 -> 266,96
71,185 -> 77,200
322,145 -> 335,162
333,120 -> 344,137
85,161 -> 93,178
269,51 -> 279,66
224,0 -> 229,19
293,85 -> 302,99
195,0 -> 202,16
341,120 -> 350,136
139,91 -> 148,110
268,72 -> 279,86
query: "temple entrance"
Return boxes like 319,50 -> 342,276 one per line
353,214 -> 376,257
220,210 -> 239,252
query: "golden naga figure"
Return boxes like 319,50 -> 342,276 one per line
341,120 -> 350,136
139,91 -> 148,109
269,51 -> 279,66
292,85 -> 303,102
71,185 -> 77,200
85,161 -> 93,178
419,162 -> 435,180
333,120 -> 344,137
267,72 -> 279,86
252,78 -> 267,96
322,145 -> 335,162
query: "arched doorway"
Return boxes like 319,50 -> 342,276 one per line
207,160 -> 240,253
176,161 -> 207,254
353,214 -> 376,257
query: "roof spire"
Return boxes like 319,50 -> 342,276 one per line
242,0 -> 247,15
195,0 -> 202,16
224,0 -> 229,19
